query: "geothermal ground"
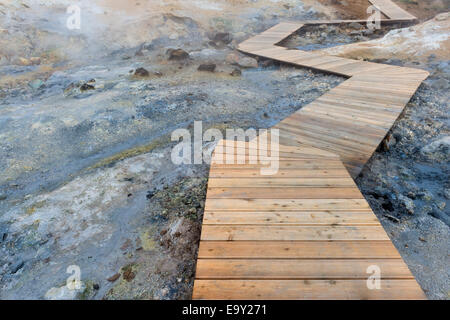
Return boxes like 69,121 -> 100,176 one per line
0,0 -> 449,299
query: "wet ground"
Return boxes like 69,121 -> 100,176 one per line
0,1 -> 448,299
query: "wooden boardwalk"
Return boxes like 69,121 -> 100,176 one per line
192,0 -> 428,299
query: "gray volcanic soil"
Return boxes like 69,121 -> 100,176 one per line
0,1 -> 448,299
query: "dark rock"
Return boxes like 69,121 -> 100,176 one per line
429,210 -> 450,226
197,64 -> 216,72
383,214 -> 400,223
93,283 -> 100,290
260,59 -> 274,68
167,48 -> 189,60
134,67 -> 150,77
382,133 -> 396,151
213,32 -> 232,44
80,83 -> 95,91
107,273 -> 120,282
11,260 -> 24,274
0,194 -> 6,201
120,239 -> 132,251
230,68 -> 241,76
123,269 -> 135,282
146,191 -> 155,199
382,200 -> 394,212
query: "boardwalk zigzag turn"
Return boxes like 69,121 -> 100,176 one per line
193,0 -> 428,299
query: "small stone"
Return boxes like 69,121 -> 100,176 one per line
419,237 -> 426,242
146,191 -> 155,199
123,269 -> 135,282
10,260 -> 24,274
188,207 -> 197,214
213,32 -> 232,44
383,214 -> 400,223
134,67 -> 150,77
435,12 -> 449,21
230,68 -> 241,76
80,83 -> 95,91
120,239 -> 132,251
197,63 -> 216,72
444,189 -> 450,200
428,53 -> 436,61
29,79 -> 44,90
93,283 -> 100,290
431,78 -> 448,90
382,134 -> 396,151
161,288 -> 169,296
348,22 -> 363,30
0,194 -> 6,201
226,53 -> 240,64
167,48 -> 189,60
421,136 -> 450,158
16,57 -> 32,66
419,191 -> 433,201
30,57 -> 41,65
398,194 -> 415,214
107,273 -> 120,282
169,33 -> 178,40
238,57 -> 258,68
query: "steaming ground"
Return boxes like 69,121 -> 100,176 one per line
0,1 -> 448,299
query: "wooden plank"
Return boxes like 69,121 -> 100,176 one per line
195,259 -> 414,279
204,198 -> 370,211
369,0 -> 416,20
197,241 -> 401,259
209,168 -> 351,178
203,210 -> 379,225
206,187 -> 364,199
200,225 -> 389,241
210,159 -> 347,169
192,280 -> 426,299
207,177 -> 355,187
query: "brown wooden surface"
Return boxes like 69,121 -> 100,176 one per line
193,0 -> 427,300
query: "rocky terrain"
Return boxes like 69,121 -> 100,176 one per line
0,1 -> 448,299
